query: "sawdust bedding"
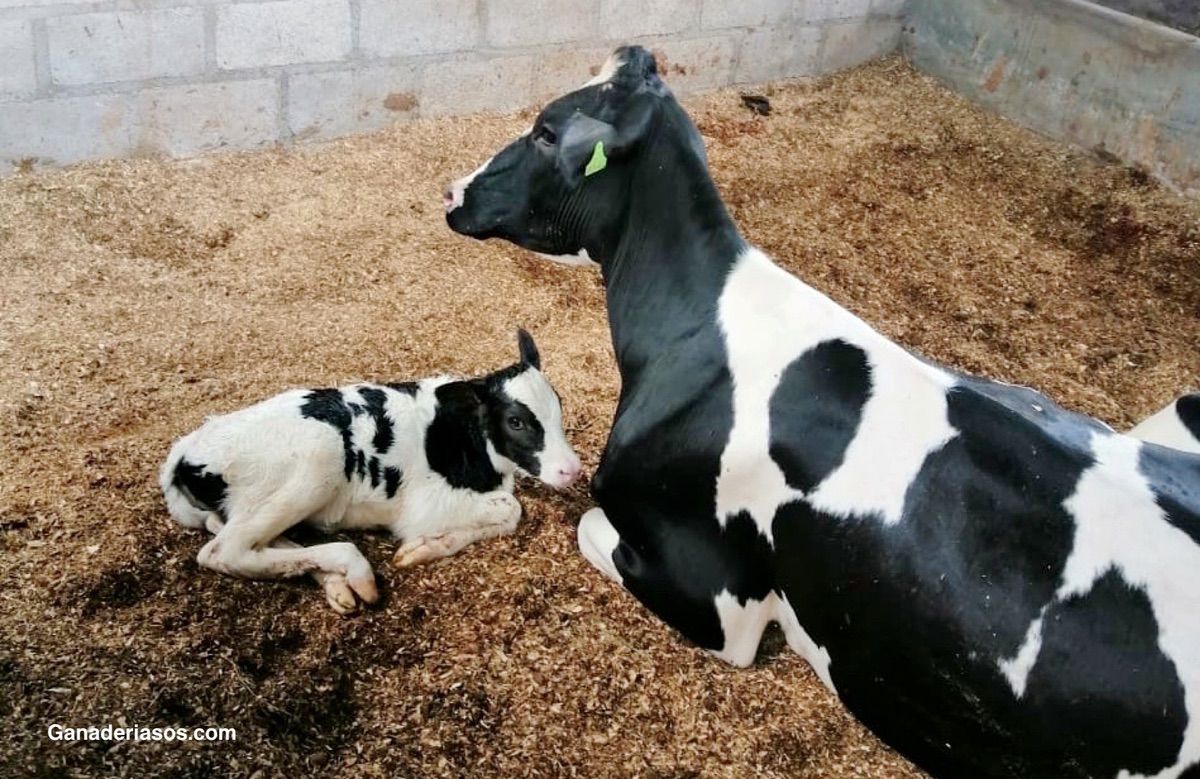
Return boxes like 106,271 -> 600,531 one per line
0,56 -> 1196,778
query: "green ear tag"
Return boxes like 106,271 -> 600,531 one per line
584,140 -> 607,176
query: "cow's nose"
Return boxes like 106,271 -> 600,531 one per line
442,187 -> 455,211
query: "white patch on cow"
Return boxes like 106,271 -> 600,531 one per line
447,154 -> 493,212
577,507 -> 623,583
996,431 -> 1200,779
998,610 -> 1045,698
777,593 -> 837,694
715,248 -> 956,541
1128,400 -> 1200,455
581,53 -> 624,88
534,248 -> 597,267
504,367 -> 581,488
712,590 -> 778,667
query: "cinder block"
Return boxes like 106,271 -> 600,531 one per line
288,63 -> 422,140
359,0 -> 480,57
702,0 -> 791,30
818,17 -> 901,72
871,0 -> 906,17
217,0 -> 351,70
47,9 -> 205,86
735,24 -> 823,83
600,0 -> 696,39
420,54 -> 534,115
0,93 -> 131,166
127,80 -> 279,156
486,0 -> 595,47
649,35 -> 738,95
798,0 -> 873,23
0,20 -> 36,98
532,45 -> 622,103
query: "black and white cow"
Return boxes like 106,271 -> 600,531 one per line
160,330 -> 580,614
1130,393 -> 1200,456
446,46 -> 1200,779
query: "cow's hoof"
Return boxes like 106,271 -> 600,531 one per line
393,535 -> 451,568
577,507 -> 623,584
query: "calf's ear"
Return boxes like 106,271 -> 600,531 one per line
517,328 -> 541,370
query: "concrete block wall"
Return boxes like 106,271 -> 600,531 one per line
0,0 -> 904,169
905,0 -> 1200,196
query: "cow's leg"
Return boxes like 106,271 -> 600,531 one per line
197,489 -> 378,606
576,505 -> 774,667
205,515 -> 359,615
393,490 -> 522,568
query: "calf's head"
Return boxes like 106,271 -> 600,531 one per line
444,45 -> 707,265
478,329 -> 581,489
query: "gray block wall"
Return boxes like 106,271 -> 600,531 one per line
0,0 -> 904,169
906,0 -> 1200,195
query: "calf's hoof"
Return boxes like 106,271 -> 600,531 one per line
393,535 -> 453,568
321,574 -> 359,615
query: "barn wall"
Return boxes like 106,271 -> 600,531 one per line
905,0 -> 1200,196
0,0 -> 903,169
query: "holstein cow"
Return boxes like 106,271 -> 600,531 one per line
445,46 -> 1200,779
161,330 -> 580,614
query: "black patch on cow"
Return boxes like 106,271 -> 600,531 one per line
1179,762 -> 1200,779
425,381 -> 501,493
1139,442 -> 1200,546
383,466 -> 402,499
299,388 -> 357,480
769,340 -> 872,493
358,386 -> 394,454
1021,569 -> 1186,778
368,456 -> 381,489
173,459 -> 227,517
771,377 -> 1128,778
354,449 -> 366,480
1177,393 -> 1200,442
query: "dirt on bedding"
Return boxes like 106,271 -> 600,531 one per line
0,56 -> 1197,778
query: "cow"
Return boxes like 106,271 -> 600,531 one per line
1130,393 -> 1200,455
444,45 -> 1200,779
160,330 -> 581,614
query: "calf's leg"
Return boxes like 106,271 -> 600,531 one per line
198,487 -> 378,606
205,515 -> 360,615
393,490 -> 522,567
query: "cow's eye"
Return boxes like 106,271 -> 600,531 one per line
533,125 -> 557,145
507,416 -> 525,430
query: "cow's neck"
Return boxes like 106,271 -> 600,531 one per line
598,130 -> 745,386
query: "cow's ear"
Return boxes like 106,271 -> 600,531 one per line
557,92 -> 656,186
517,328 -> 541,370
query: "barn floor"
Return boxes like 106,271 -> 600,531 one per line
1,56 -> 1198,778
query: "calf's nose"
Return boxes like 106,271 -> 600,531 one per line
556,458 -> 582,487
442,187 -> 455,211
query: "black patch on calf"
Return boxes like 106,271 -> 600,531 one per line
1177,393 -> 1200,441
485,394 -> 545,478
300,388 -> 357,480
383,466 -> 402,499
358,387 -> 394,454
385,381 -> 419,396
368,457 -> 381,489
173,459 -> 227,516
1021,569 -> 1186,778
769,340 -> 871,492
425,381 -> 501,493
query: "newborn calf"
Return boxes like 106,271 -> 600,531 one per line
160,330 -> 580,614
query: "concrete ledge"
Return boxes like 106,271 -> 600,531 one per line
906,0 -> 1200,195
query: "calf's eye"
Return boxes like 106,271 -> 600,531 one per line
507,416 -> 525,431
533,126 -> 557,145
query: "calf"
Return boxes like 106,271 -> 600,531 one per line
446,46 -> 1200,779
160,330 -> 580,614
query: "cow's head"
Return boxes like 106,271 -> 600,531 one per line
444,46 -> 706,266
